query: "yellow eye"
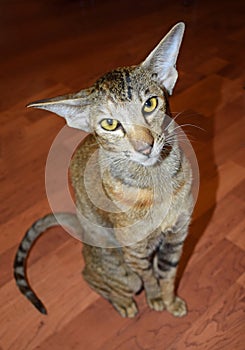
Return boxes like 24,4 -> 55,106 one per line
100,119 -> 120,131
143,97 -> 158,114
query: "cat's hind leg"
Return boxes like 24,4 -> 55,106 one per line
82,245 -> 142,318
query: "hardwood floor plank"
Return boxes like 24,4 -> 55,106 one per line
172,283 -> 245,350
192,160 -> 244,220
181,192 -> 244,269
226,216 -> 245,250
196,57 -> 229,75
180,239 -> 245,312
237,273 -> 245,289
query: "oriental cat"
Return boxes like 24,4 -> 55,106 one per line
14,23 -> 194,318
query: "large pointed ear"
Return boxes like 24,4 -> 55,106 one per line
27,89 -> 92,132
141,22 -> 185,95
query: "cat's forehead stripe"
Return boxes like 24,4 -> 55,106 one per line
96,68 -> 138,102
124,70 -> 133,100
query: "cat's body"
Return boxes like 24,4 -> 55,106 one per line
14,23 -> 194,318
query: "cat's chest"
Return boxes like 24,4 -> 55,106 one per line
102,166 -> 178,234
102,168 -> 154,213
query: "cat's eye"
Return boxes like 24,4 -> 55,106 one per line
143,97 -> 158,114
100,118 -> 120,131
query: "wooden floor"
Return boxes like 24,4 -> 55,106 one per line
1,0 -> 244,349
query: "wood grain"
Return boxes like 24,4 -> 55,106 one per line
0,0 -> 244,349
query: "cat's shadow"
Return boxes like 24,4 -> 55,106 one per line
173,82 -> 222,288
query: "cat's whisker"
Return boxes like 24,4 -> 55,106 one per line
170,123 -> 206,134
168,134 -> 192,144
165,111 -> 198,132
165,111 -> 184,131
167,135 -> 192,142
178,133 -> 199,143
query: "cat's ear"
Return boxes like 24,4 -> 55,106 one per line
27,89 -> 92,132
141,22 -> 185,95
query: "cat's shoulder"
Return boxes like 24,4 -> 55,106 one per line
70,134 -> 98,175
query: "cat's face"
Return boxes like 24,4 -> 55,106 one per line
90,66 -> 169,166
27,23 -> 185,167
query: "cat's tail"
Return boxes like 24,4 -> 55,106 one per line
13,213 -> 82,315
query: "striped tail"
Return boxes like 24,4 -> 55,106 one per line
13,213 -> 81,314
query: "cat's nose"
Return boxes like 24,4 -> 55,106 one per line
133,140 -> 153,156
129,126 -> 154,156
139,143 -> 153,156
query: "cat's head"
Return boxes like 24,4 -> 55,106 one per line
28,22 -> 185,167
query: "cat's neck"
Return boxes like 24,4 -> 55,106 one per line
98,143 -> 182,189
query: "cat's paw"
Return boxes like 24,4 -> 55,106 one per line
113,301 -> 139,318
147,297 -> 165,312
165,296 -> 187,317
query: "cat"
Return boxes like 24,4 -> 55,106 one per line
14,22 -> 194,318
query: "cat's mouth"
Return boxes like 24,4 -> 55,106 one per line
129,144 -> 172,167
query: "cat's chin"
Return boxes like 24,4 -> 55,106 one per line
133,156 -> 159,167
142,157 -> 160,167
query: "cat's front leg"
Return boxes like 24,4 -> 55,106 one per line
122,245 -> 165,312
157,215 -> 191,317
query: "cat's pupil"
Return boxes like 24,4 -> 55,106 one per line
107,119 -> 113,125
